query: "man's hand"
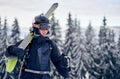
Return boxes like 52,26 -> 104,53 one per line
60,54 -> 70,68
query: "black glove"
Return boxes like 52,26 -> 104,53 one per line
60,54 -> 70,68
7,46 -> 25,59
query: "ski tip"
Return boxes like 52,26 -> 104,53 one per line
53,3 -> 58,7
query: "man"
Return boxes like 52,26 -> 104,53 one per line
7,15 -> 70,79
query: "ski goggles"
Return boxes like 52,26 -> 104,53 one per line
39,23 -> 50,30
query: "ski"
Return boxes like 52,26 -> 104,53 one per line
45,3 -> 58,18
6,3 -> 58,73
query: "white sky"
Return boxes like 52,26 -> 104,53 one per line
0,0 -> 120,37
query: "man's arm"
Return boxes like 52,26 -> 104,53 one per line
6,40 -> 26,59
50,41 -> 71,78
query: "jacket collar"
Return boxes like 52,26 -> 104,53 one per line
34,34 -> 49,44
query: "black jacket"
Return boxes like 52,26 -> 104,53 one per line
7,35 -> 70,79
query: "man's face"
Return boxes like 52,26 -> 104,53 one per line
33,24 -> 49,36
39,29 -> 49,36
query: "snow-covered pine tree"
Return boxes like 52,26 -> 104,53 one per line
49,13 -> 63,51
63,13 -> 84,79
3,17 -> 8,53
85,22 -> 95,44
4,18 -> 21,79
98,24 -> 109,79
9,18 -> 20,44
71,18 -> 85,79
0,16 -> 6,79
63,13 -> 73,56
0,16 -> 3,54
97,16 -> 118,79
117,34 -> 120,52
0,17 -> 8,79
107,30 -> 120,79
63,13 -> 75,79
49,14 -> 63,79
83,21 -> 100,79
93,16 -> 111,79
116,34 -> 120,78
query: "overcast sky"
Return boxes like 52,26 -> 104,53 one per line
0,0 -> 120,36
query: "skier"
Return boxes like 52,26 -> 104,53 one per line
6,15 -> 71,79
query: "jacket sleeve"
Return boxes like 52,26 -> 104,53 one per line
6,40 -> 26,59
50,41 -> 70,78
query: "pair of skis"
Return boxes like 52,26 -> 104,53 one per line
6,3 -> 58,73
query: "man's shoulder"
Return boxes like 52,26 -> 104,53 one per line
46,38 -> 56,47
46,38 -> 53,45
